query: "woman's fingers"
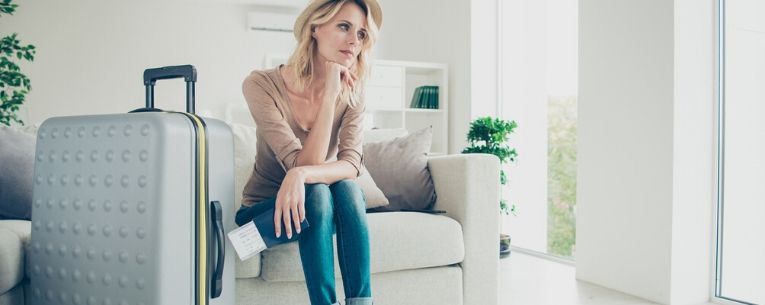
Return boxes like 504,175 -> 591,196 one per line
341,69 -> 355,88
291,204 -> 301,234
282,206 -> 293,239
273,201 -> 282,238
298,200 -> 306,223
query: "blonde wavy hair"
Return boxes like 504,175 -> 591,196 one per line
287,0 -> 380,108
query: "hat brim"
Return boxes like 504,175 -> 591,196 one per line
293,0 -> 383,40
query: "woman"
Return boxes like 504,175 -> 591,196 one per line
235,0 -> 382,304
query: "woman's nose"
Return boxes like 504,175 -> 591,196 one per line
348,34 -> 359,45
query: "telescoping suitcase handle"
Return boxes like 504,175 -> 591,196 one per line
143,65 -> 197,113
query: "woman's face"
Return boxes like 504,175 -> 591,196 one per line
312,2 -> 369,68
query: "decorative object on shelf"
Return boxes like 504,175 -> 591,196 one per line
462,116 -> 517,257
0,0 -> 36,127
409,85 -> 439,109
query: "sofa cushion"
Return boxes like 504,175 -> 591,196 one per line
0,127 -> 36,220
0,228 -> 24,294
235,251 -> 262,279
356,172 -> 388,209
252,212 -> 464,282
363,128 -> 408,144
231,123 -> 259,210
0,220 -> 31,295
0,220 -> 31,246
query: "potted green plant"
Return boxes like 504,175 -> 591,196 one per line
462,116 -> 517,257
1,0 -> 36,126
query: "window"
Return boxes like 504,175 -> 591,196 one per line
499,0 -> 578,259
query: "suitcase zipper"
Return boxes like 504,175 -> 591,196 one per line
174,112 -> 210,305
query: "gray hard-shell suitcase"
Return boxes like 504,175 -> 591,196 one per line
28,65 -> 236,305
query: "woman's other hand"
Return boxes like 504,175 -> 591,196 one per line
274,168 -> 307,238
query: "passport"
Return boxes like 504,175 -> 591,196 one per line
252,207 -> 310,248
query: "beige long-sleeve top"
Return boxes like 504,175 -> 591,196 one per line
240,65 -> 365,207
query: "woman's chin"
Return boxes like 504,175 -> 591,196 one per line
319,53 -> 355,67
338,58 -> 354,68
339,57 -> 355,67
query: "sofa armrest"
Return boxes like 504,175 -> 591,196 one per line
428,153 -> 500,305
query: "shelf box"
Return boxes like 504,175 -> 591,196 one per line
364,86 -> 403,111
367,65 -> 404,87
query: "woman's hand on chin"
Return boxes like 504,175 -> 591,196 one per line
324,60 -> 357,102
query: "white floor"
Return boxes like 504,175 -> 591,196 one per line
499,250 -> 718,305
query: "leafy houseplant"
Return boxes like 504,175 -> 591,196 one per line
462,116 -> 518,215
1,0 -> 36,126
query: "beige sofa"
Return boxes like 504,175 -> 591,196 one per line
0,125 -> 500,305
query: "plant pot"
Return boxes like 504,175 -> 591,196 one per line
500,233 -> 511,258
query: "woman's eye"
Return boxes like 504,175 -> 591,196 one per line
339,24 -> 349,31
357,31 -> 367,41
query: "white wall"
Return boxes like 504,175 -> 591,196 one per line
577,0 -> 714,304
471,0 -> 499,119
0,0 -> 304,123
671,0 -> 714,303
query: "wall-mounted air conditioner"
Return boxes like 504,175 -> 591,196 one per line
247,11 -> 296,33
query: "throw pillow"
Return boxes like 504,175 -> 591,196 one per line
355,170 -> 388,209
231,123 -> 259,209
0,126 -> 36,220
363,126 -> 437,212
363,128 -> 408,144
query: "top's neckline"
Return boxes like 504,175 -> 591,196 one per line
274,64 -> 311,133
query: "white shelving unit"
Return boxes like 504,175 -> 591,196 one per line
263,55 -> 449,155
364,60 -> 449,155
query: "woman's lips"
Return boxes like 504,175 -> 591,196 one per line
340,50 -> 353,57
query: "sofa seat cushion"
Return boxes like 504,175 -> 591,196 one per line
0,228 -> 22,294
235,251 -> 262,279
0,220 -> 31,246
254,212 -> 464,282
0,220 -> 31,294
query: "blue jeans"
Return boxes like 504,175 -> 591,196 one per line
235,179 -> 373,305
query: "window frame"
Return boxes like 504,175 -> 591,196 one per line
712,1 -> 760,304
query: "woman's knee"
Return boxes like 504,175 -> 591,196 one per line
304,183 -> 333,220
330,179 -> 366,215
331,179 -> 363,196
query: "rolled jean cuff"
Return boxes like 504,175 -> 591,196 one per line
345,297 -> 373,305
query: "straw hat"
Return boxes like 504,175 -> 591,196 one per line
293,0 -> 383,40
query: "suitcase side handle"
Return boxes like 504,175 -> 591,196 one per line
210,200 -> 225,298
143,65 -> 197,113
